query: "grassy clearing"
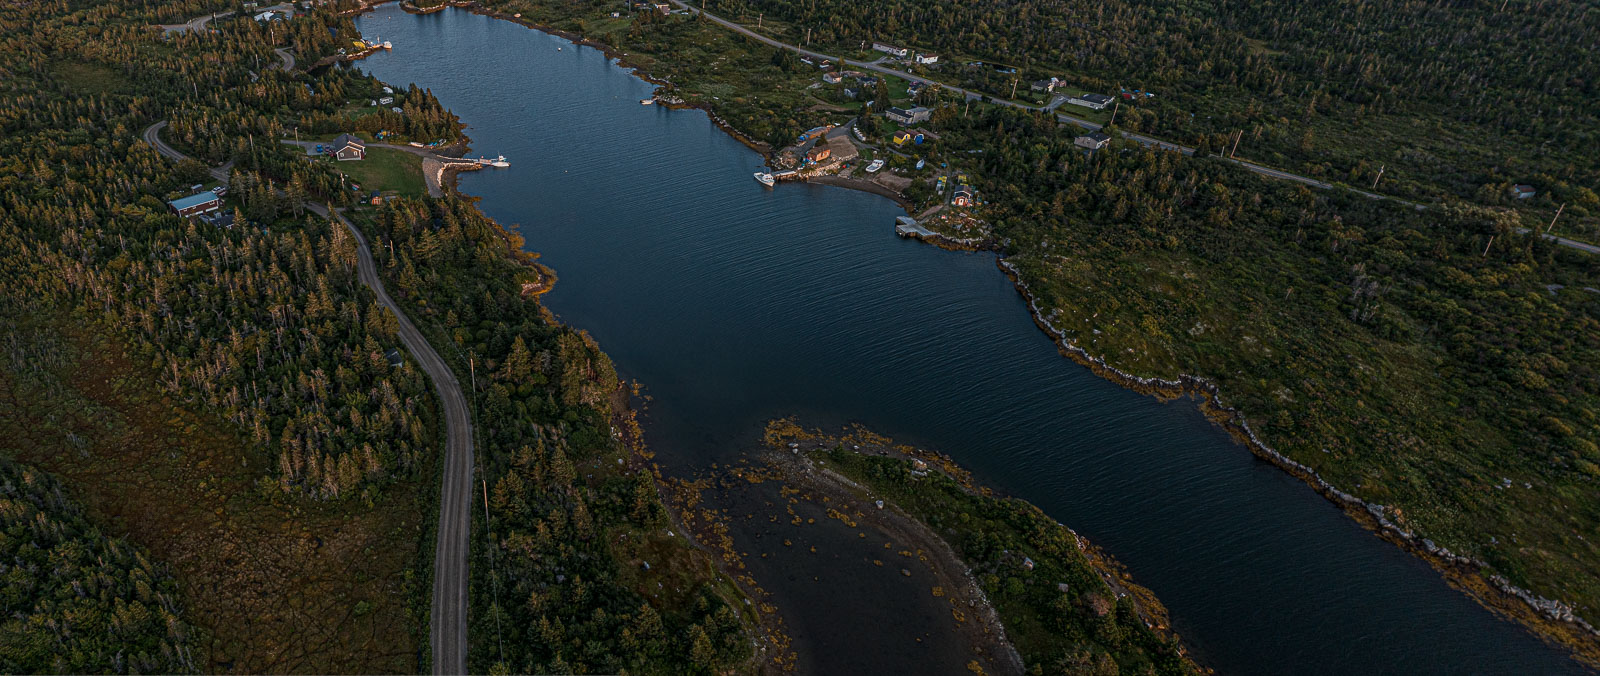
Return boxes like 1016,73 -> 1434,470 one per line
0,313 -> 429,673
50,60 -> 129,96
337,146 -> 426,197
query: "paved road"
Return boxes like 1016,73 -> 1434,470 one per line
143,121 -> 233,183
156,10 -> 233,34
156,4 -> 296,35
306,202 -> 474,676
1518,228 -> 1600,255
276,47 -> 295,71
144,120 -> 475,674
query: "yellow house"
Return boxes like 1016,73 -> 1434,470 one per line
892,130 -> 914,145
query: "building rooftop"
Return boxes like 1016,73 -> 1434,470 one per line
168,191 -> 220,210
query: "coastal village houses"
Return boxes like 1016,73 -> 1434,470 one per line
952,186 -> 975,207
871,41 -> 909,58
1074,131 -> 1111,150
333,133 -> 367,161
1067,93 -> 1114,110
886,106 -> 932,125
1031,77 -> 1063,92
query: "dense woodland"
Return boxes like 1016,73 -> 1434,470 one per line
0,458 -> 194,673
364,198 -> 753,673
704,0 -> 1599,226
1,0 -> 752,670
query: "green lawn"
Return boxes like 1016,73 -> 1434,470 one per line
337,147 -> 425,197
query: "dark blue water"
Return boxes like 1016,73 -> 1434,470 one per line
355,6 -> 1589,673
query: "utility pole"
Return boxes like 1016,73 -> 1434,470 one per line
469,356 -> 476,393
805,27 -> 811,45
1482,235 -> 1495,258
1009,78 -> 1017,99
756,13 -> 761,29
1229,129 -> 1242,158
964,98 -> 969,117
1371,164 -> 1385,190
1546,203 -> 1565,234
1109,99 -> 1120,126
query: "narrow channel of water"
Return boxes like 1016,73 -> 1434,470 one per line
355,6 -> 1588,673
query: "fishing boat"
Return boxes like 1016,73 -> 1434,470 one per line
640,98 -> 654,105
865,159 -> 885,173
382,41 -> 393,49
491,155 -> 510,168
754,172 -> 775,187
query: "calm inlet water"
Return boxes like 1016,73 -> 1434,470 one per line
355,7 -> 1587,674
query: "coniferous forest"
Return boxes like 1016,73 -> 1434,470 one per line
705,0 -> 1599,215
3,0 -> 1599,669
0,0 -> 752,671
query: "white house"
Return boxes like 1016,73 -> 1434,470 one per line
1067,93 -> 1114,110
885,106 -> 931,125
913,53 -> 939,65
871,42 -> 909,58
1074,131 -> 1111,150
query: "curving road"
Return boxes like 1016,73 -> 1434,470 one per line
143,121 -> 233,183
143,120 -> 474,674
306,203 -> 474,676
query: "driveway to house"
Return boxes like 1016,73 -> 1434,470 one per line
143,120 -> 476,675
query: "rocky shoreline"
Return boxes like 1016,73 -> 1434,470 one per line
994,259 -> 1600,664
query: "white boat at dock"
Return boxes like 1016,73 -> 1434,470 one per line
640,98 -> 654,105
754,172 -> 775,187
865,159 -> 885,173
382,41 -> 393,49
477,155 -> 510,168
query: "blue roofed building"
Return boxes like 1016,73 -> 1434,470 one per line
168,191 -> 222,218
